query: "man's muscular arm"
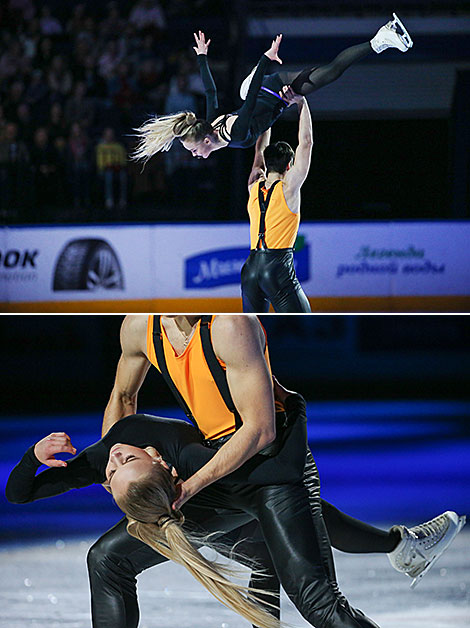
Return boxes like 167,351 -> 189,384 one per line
173,315 -> 275,508
102,316 -> 151,437
247,129 -> 270,191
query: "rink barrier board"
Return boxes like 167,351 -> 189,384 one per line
2,296 -> 470,313
2,221 -> 470,306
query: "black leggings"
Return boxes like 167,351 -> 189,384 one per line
241,249 -> 311,313
87,452 -> 399,627
280,42 -> 372,96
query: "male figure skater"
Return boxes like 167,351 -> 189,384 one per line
241,93 -> 312,312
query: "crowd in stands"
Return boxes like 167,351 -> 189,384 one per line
0,0 -> 225,222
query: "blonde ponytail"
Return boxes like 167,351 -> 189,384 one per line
131,111 -> 214,163
117,464 -> 283,628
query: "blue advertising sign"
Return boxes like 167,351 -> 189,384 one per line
185,236 -> 310,289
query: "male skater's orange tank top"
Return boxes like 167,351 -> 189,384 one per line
247,180 -> 300,249
146,315 -> 274,440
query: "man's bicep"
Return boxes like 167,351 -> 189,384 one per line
248,167 -> 263,191
226,357 -> 274,433
115,315 -> 151,395
286,144 -> 312,189
214,317 -> 275,432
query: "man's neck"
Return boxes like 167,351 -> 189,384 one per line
265,171 -> 284,186
170,316 -> 202,336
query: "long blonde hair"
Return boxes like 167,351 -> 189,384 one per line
131,111 -> 214,163
116,463 -> 282,628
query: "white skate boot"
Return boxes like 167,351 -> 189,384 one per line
370,13 -> 413,54
388,511 -> 466,588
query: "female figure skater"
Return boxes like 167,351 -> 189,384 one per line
7,391 -> 465,628
132,14 -> 413,162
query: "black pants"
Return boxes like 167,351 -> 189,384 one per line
281,42 -> 372,96
241,249 -> 311,313
87,453 -> 381,628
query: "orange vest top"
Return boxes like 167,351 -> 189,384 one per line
248,180 -> 300,250
146,315 -> 275,440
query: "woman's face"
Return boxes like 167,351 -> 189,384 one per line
105,443 -> 169,499
181,137 -> 214,159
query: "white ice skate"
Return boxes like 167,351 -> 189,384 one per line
370,13 -> 413,54
240,65 -> 257,100
388,511 -> 466,588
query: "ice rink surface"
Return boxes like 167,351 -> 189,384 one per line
1,528 -> 468,628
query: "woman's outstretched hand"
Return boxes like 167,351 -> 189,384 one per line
193,30 -> 211,55
265,34 -> 283,64
34,432 -> 77,468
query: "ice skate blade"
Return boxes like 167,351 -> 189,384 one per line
392,12 -> 413,48
410,515 -> 466,589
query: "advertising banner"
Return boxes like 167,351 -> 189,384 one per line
0,225 -> 155,302
301,222 -> 470,297
1,221 -> 469,304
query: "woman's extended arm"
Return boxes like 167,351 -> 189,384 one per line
5,433 -> 103,504
193,31 -> 219,120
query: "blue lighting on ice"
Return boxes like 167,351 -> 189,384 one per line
1,400 -> 469,541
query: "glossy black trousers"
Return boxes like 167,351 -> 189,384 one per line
87,450 -> 380,628
241,249 -> 311,313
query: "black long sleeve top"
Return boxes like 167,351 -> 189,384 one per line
6,395 -> 307,505
197,54 -> 285,149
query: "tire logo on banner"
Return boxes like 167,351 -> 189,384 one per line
184,236 -> 310,289
52,238 -> 125,291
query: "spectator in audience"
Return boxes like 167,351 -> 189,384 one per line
4,80 -> 26,121
16,103 -> 35,144
100,3 -> 125,40
0,122 -> 30,214
98,40 -> 124,80
138,58 -> 161,97
72,37 -> 93,73
0,105 -> 6,138
48,102 -> 68,141
168,52 -> 205,99
65,81 -> 94,129
24,69 -> 49,111
53,135 -> 69,209
19,17 -> 41,60
68,122 -> 91,211
0,41 -> 24,80
30,126 -> 58,210
39,6 -> 63,37
48,55 -> 73,99
165,73 -> 196,115
129,0 -> 166,33
33,37 -> 54,71
77,55 -> 107,98
109,61 -> 138,111
66,3 -> 87,36
96,127 -> 128,211
137,33 -> 159,63
9,0 -> 35,22
0,0 -> 227,221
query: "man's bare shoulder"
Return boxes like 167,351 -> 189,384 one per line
121,315 -> 148,356
212,314 -> 261,337
212,315 -> 264,361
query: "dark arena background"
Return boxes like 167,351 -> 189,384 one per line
0,314 -> 469,626
0,1 -> 470,312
